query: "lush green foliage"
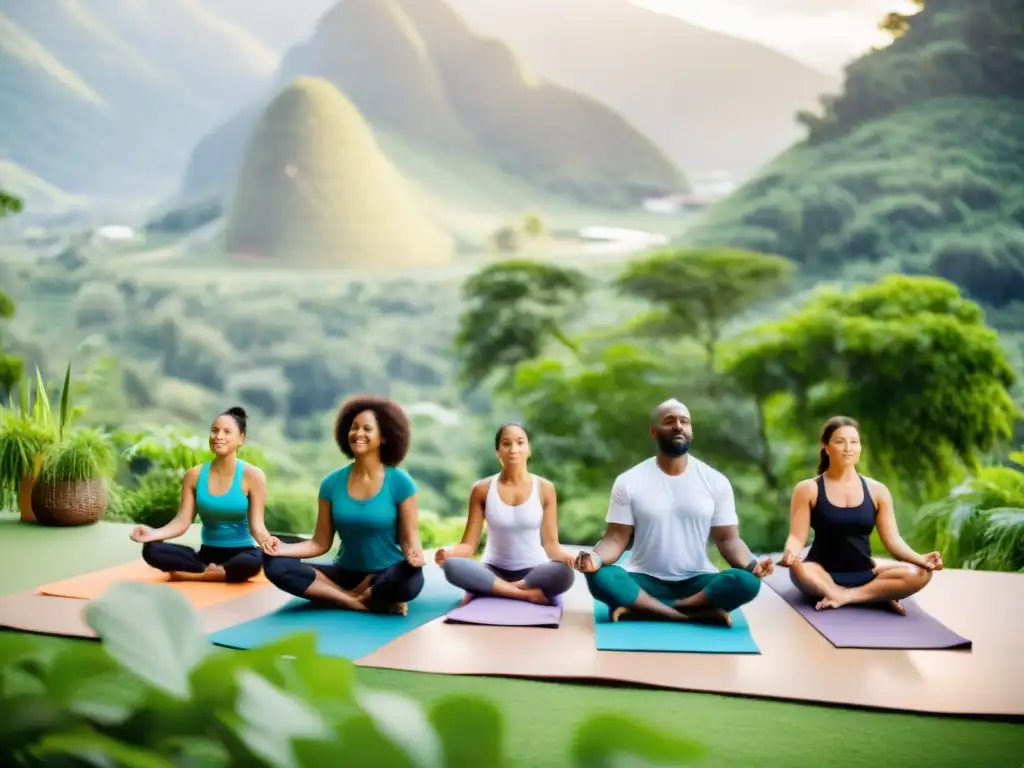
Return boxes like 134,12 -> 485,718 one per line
454,259 -> 591,390
798,1 -> 1023,144
721,275 -> 1019,498
685,1 -> 1024,312
911,463 -> 1024,571
452,252 -> 1021,557
0,582 -> 705,766
0,190 -> 24,396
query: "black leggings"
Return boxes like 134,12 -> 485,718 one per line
263,555 -> 424,609
142,542 -> 263,583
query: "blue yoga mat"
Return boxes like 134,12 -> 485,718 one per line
209,564 -> 463,659
593,600 -> 761,654
589,552 -> 760,654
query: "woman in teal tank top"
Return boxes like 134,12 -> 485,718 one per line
130,407 -> 267,583
253,396 -> 426,614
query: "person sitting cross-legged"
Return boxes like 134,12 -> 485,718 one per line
576,399 -> 772,627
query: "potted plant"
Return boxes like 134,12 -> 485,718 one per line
0,368 -> 61,522
32,426 -> 117,527
0,363 -> 117,526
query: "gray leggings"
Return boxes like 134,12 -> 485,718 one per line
442,557 -> 575,599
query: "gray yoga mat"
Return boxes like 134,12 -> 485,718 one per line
764,569 -> 972,650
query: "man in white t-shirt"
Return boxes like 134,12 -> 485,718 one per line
575,399 -> 774,625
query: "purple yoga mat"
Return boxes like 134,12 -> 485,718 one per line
444,594 -> 564,628
764,570 -> 971,650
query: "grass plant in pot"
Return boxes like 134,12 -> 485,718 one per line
32,426 -> 117,526
0,368 -> 62,522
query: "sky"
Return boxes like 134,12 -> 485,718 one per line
630,0 -> 921,75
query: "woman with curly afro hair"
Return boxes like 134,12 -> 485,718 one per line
258,395 -> 425,614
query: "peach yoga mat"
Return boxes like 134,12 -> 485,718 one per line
0,588 -> 294,640
36,560 -> 272,609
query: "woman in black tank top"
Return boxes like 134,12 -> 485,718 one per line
777,416 -> 943,613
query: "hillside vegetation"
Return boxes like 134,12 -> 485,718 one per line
443,0 -> 839,180
224,78 -> 453,267
684,0 -> 1024,311
181,0 -> 686,210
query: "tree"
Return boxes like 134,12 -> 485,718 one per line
0,190 -> 24,396
721,275 -> 1019,499
614,248 -> 795,369
0,189 -> 22,218
452,260 -> 590,390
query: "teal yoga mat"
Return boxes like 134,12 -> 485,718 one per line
209,564 -> 463,659
589,552 -> 760,654
593,600 -> 761,653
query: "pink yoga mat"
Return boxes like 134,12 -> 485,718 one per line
764,569 -> 971,650
445,594 -> 564,628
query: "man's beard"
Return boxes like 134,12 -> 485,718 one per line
657,433 -> 691,457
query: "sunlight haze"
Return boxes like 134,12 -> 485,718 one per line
631,0 -> 921,74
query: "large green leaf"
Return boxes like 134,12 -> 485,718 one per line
571,713 -> 705,767
0,693 -> 67,753
84,582 -> 211,700
231,669 -> 333,768
45,641 -> 149,726
30,730 -> 177,768
355,687 -> 443,768
429,694 -> 505,768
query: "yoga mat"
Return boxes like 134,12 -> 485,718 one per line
763,570 -> 972,650
445,594 -> 565,628
209,565 -> 464,659
36,560 -> 271,610
593,600 -> 761,654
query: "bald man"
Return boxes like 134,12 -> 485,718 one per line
576,399 -> 773,626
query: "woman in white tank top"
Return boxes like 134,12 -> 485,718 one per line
436,423 -> 576,604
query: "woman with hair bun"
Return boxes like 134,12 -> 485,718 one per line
778,415 -> 941,614
257,395 -> 425,615
130,406 -> 267,583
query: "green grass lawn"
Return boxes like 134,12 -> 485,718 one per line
2,516 -> 1022,767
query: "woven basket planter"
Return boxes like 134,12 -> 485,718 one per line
31,478 -> 108,527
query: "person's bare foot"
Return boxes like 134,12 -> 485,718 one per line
611,606 -> 632,622
885,599 -> 906,616
169,565 -> 227,582
516,586 -> 551,605
674,605 -> 732,627
458,592 -> 473,607
815,591 -> 850,611
369,601 -> 408,616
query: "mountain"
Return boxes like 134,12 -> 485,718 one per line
224,77 -> 454,268
442,0 -> 839,182
181,0 -> 687,210
0,0 -> 280,201
683,0 -> 1024,309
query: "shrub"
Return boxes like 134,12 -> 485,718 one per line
109,469 -> 182,527
265,484 -> 318,535
0,583 -> 705,766
419,509 -> 468,549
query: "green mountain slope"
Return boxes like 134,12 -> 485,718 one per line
683,1 -> 1024,309
0,0 -> 279,199
224,77 -> 454,268
443,0 -> 839,181
182,0 -> 687,210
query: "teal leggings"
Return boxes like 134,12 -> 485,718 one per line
586,565 -> 761,613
